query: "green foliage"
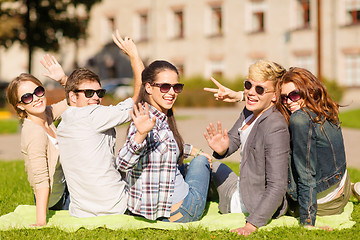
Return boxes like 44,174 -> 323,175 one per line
323,78 -> 345,104
339,108 -> 360,129
175,75 -> 245,107
0,119 -> 19,134
1,160 -> 360,239
0,0 -> 102,72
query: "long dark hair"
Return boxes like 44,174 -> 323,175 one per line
138,60 -> 185,165
275,67 -> 340,127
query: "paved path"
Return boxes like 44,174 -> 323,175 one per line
1,105 -> 360,170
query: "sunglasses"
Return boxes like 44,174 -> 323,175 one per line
150,83 -> 184,93
74,89 -> 106,98
244,80 -> 273,95
280,90 -> 301,104
18,86 -> 45,104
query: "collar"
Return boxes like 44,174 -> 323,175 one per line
148,104 -> 167,122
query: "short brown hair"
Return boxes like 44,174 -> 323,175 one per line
65,68 -> 101,104
6,73 -> 44,119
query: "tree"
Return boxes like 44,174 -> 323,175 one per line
0,0 -> 101,73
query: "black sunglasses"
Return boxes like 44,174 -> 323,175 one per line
281,90 -> 301,104
18,86 -> 45,104
74,89 -> 106,98
244,80 -> 272,95
150,83 -> 184,93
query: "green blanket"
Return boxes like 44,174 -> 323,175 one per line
0,202 -> 355,232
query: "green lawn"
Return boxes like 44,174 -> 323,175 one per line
0,119 -> 19,134
339,108 -> 360,129
1,160 -> 359,239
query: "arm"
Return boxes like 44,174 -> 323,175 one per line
289,112 -> 318,226
40,54 -> 67,87
41,54 -> 68,119
33,188 -> 49,226
23,127 -> 51,225
116,103 -> 156,171
184,144 -> 212,166
112,30 -> 144,101
204,77 -> 243,103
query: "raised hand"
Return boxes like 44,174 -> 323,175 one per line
204,121 -> 230,156
204,77 -> 243,103
112,29 -> 139,59
40,54 -> 67,86
131,103 -> 156,143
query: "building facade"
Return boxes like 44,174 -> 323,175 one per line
1,0 -> 360,86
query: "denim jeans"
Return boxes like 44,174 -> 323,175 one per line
165,155 -> 210,222
50,185 -> 70,210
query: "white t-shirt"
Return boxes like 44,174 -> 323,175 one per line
46,134 -> 65,207
57,98 -> 133,217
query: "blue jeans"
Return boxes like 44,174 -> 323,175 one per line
166,155 -> 210,222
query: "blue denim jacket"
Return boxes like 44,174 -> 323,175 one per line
287,108 -> 347,226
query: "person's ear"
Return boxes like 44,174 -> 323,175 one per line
145,83 -> 152,95
271,92 -> 277,103
69,91 -> 77,105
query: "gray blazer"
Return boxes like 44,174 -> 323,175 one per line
214,106 -> 290,227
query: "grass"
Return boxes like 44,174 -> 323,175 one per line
339,108 -> 360,129
0,160 -> 359,239
0,119 -> 19,134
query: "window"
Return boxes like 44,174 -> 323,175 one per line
345,54 -> 360,86
174,10 -> 184,38
206,59 -> 224,78
205,4 -> 223,37
100,16 -> 115,44
295,55 -> 315,74
297,0 -> 310,28
346,0 -> 360,25
246,0 -> 266,33
211,6 -> 223,36
136,12 -> 149,42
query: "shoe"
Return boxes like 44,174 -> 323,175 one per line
352,182 -> 360,201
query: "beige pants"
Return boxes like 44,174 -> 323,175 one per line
317,172 -> 351,216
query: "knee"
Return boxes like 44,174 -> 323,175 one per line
192,155 -> 210,168
211,161 -> 221,172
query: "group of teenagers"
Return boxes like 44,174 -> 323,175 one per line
6,30 -> 360,236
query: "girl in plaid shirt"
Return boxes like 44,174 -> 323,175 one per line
117,60 -> 212,222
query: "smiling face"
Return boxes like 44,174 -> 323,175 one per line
16,81 -> 47,118
244,78 -> 276,117
145,69 -> 179,114
280,82 -> 303,113
69,80 -> 103,107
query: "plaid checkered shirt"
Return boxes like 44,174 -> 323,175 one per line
116,104 -> 192,220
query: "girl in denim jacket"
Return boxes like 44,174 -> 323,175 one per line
276,67 -> 351,228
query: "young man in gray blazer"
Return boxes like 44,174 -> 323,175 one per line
204,60 -> 290,236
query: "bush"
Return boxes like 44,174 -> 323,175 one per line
323,78 -> 345,103
175,75 -> 245,107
